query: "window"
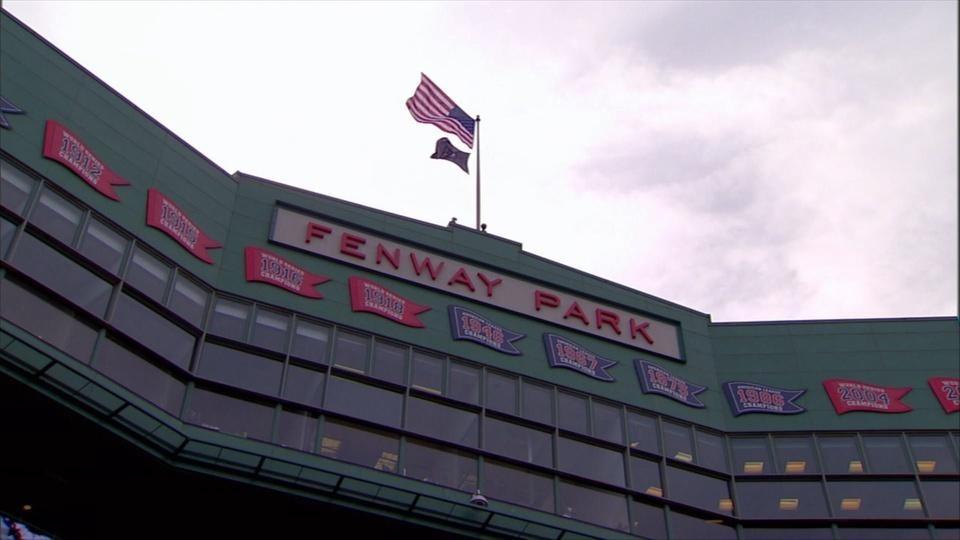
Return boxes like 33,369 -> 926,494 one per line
184,388 -> 272,441
662,421 -> 694,463
0,278 -> 98,363
557,391 -> 588,434
593,400 -> 624,444
837,529 -> 933,540
332,331 -> 368,374
207,298 -> 250,341
665,466 -> 732,514
447,360 -> 479,404
862,435 -> 910,473
197,342 -> 283,396
484,417 -> 553,467
324,376 -> 402,428
630,455 -> 662,497
742,529 -> 833,540
558,437 -> 625,487
696,430 -> 727,472
405,397 -> 478,446
371,340 -> 406,385
290,319 -> 329,365
277,409 -> 317,452
168,275 -> 208,328
909,435 -> 958,474
669,512 -> 736,540
0,215 -> 15,259
921,481 -> 960,518
558,480 -> 629,532
483,459 -> 554,513
627,411 -> 660,455
403,440 -> 477,492
735,481 -> 829,518
829,480 -> 924,518
410,350 -> 442,394
78,218 -> 127,274
93,338 -> 186,416
0,159 -> 37,215
282,364 -> 325,408
111,292 -> 195,370
630,500 -> 667,540
486,371 -> 517,415
30,186 -> 82,245
522,380 -> 553,425
125,247 -> 170,303
320,420 -> 398,472
819,435 -> 865,474
251,309 -> 289,352
774,436 -> 819,474
730,437 -> 771,474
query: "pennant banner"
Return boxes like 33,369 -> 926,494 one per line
42,120 -> 130,200
431,137 -> 470,173
928,377 -> 960,414
635,360 -> 707,408
244,246 -> 330,298
146,188 -> 221,264
723,381 -> 806,416
823,379 -> 912,414
348,276 -> 430,328
448,305 -> 524,355
543,333 -> 616,382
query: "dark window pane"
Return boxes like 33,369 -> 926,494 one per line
731,436 -> 771,474
184,388 -> 272,441
111,292 -> 195,370
12,233 -> 112,316
558,480 -> 629,532
250,309 -> 289,352
93,338 -> 185,416
405,397 -> 478,446
0,216 -> 15,259
669,512 -> 736,540
630,455 -> 662,497
742,529 -> 833,540
324,376 -> 402,427
522,380 -> 553,425
31,187 -> 81,245
630,500 -> 667,540
838,529 -> 933,540
736,481 -> 828,518
403,440 -> 477,492
277,410 -> 317,452
197,342 -> 282,396
320,420 -> 398,472
558,391 -> 588,434
484,460 -> 554,513
936,528 -> 960,540
448,361 -> 479,404
923,481 -> 960,518
0,160 -> 36,215
371,340 -> 406,385
558,437 -> 625,487
332,331 -> 368,374
484,417 -> 553,467
0,278 -> 97,362
125,247 -> 170,303
207,298 -> 249,341
863,435 -> 910,473
282,364 -> 325,408
168,275 -> 208,328
829,480 -> 924,518
663,421 -> 694,464
910,435 -> 958,474
774,436 -> 819,474
593,401 -> 623,444
290,319 -> 329,365
486,371 -> 517,415
78,218 -> 126,274
666,466 -> 732,514
411,350 -> 442,395
819,435 -> 865,474
627,411 -> 660,455
697,430 -> 727,472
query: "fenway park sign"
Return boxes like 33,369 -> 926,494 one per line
270,206 -> 682,360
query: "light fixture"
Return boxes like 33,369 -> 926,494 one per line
21,504 -> 32,511
785,460 -> 806,473
779,498 -> 799,511
916,460 -> 936,473
903,498 -> 923,511
674,451 -> 693,463
469,490 -> 489,507
743,461 -> 764,474
848,460 -> 864,473
718,498 -> 734,512
840,498 -> 861,511
645,486 -> 663,497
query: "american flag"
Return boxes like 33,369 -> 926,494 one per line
406,74 -> 475,148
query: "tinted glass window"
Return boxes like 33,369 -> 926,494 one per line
731,437 -> 772,474
663,421 -> 694,463
483,460 -> 554,513
78,218 -> 126,274
332,331 -> 368,373
410,350 -> 442,394
910,435 -> 959,474
669,512 -> 736,540
837,529 -> 933,540
736,481 -> 829,518
742,529 -> 833,540
282,364 -> 325,408
111,292 -> 195,370
558,436 -> 625,487
630,500 -> 667,540
934,526 -> 960,540
251,309 -> 289,352
12,233 -> 112,316
486,371 -> 517,415
0,216 -> 15,259
184,388 -> 272,441
403,440 -> 477,492
93,338 -> 185,415
829,480 -> 924,518
125,247 -> 170,303
277,410 -> 317,452
922,480 -> 960,518
774,436 -> 819,474
405,397 -> 478,446
197,342 -> 282,396
290,319 -> 329,365
208,298 -> 249,341
630,455 -> 662,496
557,391 -> 588,434
31,187 -> 82,245
168,275 -> 208,328
0,278 -> 98,363
627,411 -> 660,454
696,430 -> 727,472
484,417 -> 553,467
593,401 -> 623,444
325,376 -> 402,427
522,380 -> 553,425
819,435 -> 864,473
447,361 -> 479,404
371,340 -> 406,385
320,420 -> 398,472
558,480 -> 629,532
863,435 -> 910,473
0,160 -> 36,215
665,466 -> 732,514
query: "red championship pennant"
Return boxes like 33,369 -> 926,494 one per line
42,120 -> 130,200
244,247 -> 329,298
348,276 -> 430,328
823,379 -> 912,414
928,377 -> 960,413
146,188 -> 221,264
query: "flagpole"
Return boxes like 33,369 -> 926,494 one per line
475,115 -> 481,230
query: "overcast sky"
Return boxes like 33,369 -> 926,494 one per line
5,1 -> 957,322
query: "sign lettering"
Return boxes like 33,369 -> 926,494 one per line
723,381 -> 805,416
543,333 -> 616,381
348,276 -> 429,328
146,189 -> 221,264
928,377 -> 960,413
448,306 -> 524,355
244,246 -> 330,298
635,360 -> 706,408
823,379 -> 911,414
42,120 -> 130,200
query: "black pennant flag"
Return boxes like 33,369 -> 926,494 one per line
430,137 -> 470,174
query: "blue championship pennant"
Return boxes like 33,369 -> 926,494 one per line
543,334 -> 616,382
723,381 -> 806,416
448,306 -> 525,355
635,360 -> 707,408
